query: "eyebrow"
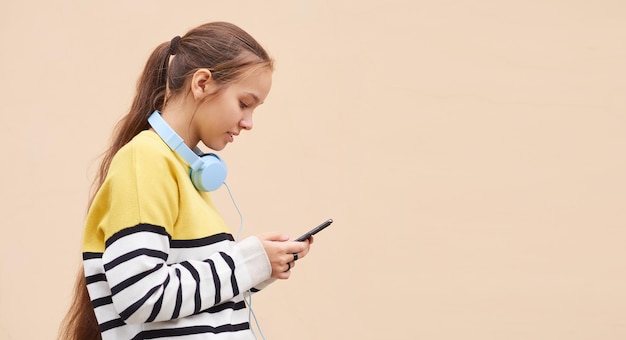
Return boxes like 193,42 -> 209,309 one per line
245,92 -> 262,105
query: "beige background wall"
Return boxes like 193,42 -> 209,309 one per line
1,1 -> 625,339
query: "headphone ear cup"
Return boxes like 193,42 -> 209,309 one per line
191,153 -> 228,192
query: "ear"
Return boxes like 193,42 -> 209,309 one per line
190,68 -> 215,100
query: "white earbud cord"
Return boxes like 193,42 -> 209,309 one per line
223,182 -> 268,340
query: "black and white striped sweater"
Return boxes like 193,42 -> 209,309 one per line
82,131 -> 272,339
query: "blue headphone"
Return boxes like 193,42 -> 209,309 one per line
148,110 -> 227,192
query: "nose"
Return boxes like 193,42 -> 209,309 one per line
240,114 -> 253,131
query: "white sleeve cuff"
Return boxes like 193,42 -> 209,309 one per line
235,236 -> 272,290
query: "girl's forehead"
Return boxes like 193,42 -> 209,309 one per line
230,68 -> 273,98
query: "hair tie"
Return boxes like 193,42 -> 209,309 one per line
169,36 -> 181,55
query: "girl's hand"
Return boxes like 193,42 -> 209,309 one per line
257,232 -> 313,279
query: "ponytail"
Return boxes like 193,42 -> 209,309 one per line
95,41 -> 171,194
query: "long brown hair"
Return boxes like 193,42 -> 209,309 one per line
58,22 -> 273,340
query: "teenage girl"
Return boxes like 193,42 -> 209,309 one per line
59,21 -> 312,340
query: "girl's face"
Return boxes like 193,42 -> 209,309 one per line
192,67 -> 273,151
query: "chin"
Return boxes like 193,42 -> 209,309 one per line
209,143 -> 227,152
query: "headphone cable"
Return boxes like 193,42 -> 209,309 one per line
223,182 -> 268,340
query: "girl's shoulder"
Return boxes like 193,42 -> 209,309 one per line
106,130 -> 190,186
113,130 -> 183,167
118,130 -> 170,156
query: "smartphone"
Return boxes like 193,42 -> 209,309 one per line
295,219 -> 334,242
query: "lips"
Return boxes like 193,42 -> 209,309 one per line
227,131 -> 239,143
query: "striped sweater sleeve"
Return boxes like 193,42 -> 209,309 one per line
101,225 -> 270,323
